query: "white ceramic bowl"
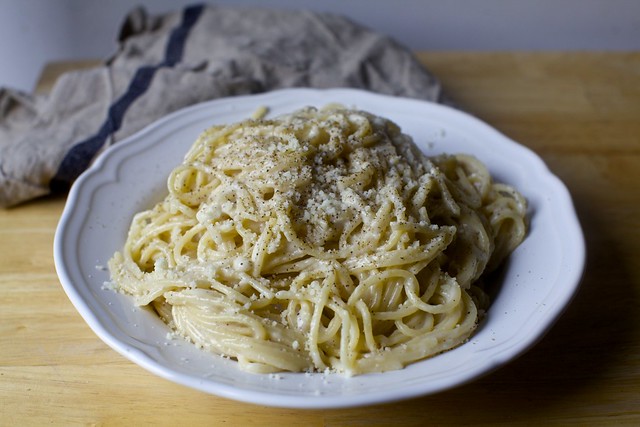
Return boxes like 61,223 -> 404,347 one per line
54,88 -> 585,408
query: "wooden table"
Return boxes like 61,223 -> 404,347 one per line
2,53 -> 639,425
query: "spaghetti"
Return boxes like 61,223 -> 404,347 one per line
108,106 -> 527,375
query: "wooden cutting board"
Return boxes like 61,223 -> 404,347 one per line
1,52 -> 638,426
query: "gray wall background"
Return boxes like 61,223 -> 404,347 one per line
1,0 -> 639,92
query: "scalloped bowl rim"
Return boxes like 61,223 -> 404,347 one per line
54,88 -> 585,408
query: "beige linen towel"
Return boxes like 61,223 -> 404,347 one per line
0,5 -> 445,207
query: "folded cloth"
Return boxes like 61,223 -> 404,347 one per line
0,5 -> 445,208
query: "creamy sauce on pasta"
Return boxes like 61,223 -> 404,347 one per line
109,106 -> 527,375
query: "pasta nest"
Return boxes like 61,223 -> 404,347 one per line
109,106 -> 527,375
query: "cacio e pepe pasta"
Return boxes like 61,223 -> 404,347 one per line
108,106 -> 527,375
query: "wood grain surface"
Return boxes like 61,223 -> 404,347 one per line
1,52 -> 638,426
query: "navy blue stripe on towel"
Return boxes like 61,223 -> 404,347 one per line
50,4 -> 204,193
